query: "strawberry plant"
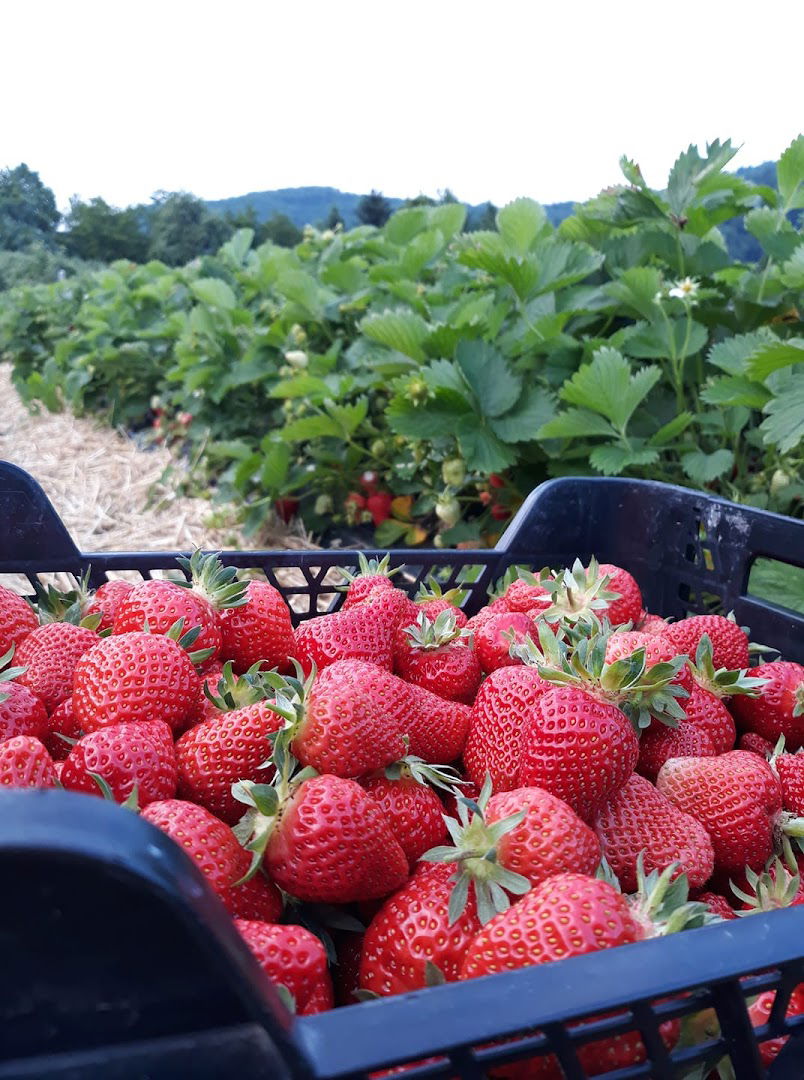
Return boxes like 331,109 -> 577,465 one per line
1,136 -> 802,543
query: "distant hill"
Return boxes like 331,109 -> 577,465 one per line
205,164 -> 784,261
206,185 -> 576,232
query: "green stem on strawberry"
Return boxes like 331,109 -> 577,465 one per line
0,645 -> 28,705
175,550 -> 249,611
627,855 -> 714,937
687,634 -> 768,700
420,775 -> 531,925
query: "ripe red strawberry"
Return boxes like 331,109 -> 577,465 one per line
0,735 -> 57,788
517,686 -> 639,822
361,758 -> 460,869
0,585 -> 37,654
637,683 -> 736,780
594,773 -> 714,892
774,750 -> 804,815
176,702 -> 283,823
84,579 -> 135,632
414,578 -> 468,627
474,612 -> 536,673
235,920 -> 334,1015
293,600 -> 395,677
739,731 -> 775,756
604,630 -> 675,666
72,630 -> 201,734
218,872 -> 283,923
218,580 -> 295,674
638,612 -> 669,634
43,695 -> 82,760
463,665 -> 551,792
142,798 -> 250,895
656,750 -> 785,875
459,871 -> 697,1074
60,720 -> 177,806
664,614 -> 750,670
237,772 -> 409,903
15,622 -> 98,713
696,891 -> 737,920
731,661 -> 804,748
749,984 -> 804,1067
113,579 -> 222,664
484,786 -> 601,888
359,862 -> 483,996
405,680 -> 472,764
393,611 -> 480,704
1,651 -> 49,742
499,575 -> 551,614
597,563 -> 642,626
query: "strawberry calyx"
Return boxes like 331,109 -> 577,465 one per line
338,552 -> 401,590
536,557 -> 622,628
231,737 -> 318,883
402,610 -> 469,650
162,617 -> 217,666
627,855 -> 714,937
0,645 -> 28,705
419,775 -> 531,926
88,772 -> 138,810
381,744 -> 466,794
203,660 -> 275,712
175,550 -> 249,611
686,634 -> 768,700
533,623 -> 688,730
33,571 -> 104,633
414,575 -> 465,607
731,844 -> 802,914
795,680 -> 804,719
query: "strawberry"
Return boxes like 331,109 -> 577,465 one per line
218,872 -> 283,923
359,862 -> 483,996
637,683 -> 736,780
60,720 -> 177,806
696,891 -> 737,920
274,498 -> 299,524
730,849 -> 804,914
474,612 -> 536,674
361,757 -> 462,869
656,750 -> 791,875
463,665 -> 552,792
731,661 -> 804,748
72,626 -> 202,734
594,773 -> 714,892
0,735 -> 57,788
431,781 -> 601,893
176,699 -> 283,823
604,630 -> 675,666
739,731 -> 775,756
775,749 -> 804,814
340,554 -> 399,610
0,647 -> 49,741
293,600 -> 395,677
459,868 -> 708,1075
235,920 -> 334,1015
518,685 -> 639,822
748,984 -> 804,1067
393,611 -> 480,704
366,492 -> 393,527
142,798 -> 251,896
235,764 -> 409,904
597,563 -> 642,626
403,679 -> 471,764
43,695 -> 82,760
637,612 -> 669,634
218,580 -> 295,674
15,622 -> 98,713
524,558 -> 626,628
498,573 -> 551,614
84,579 -> 135,632
0,585 -> 37,654
113,580 -> 222,662
664,613 -> 750,670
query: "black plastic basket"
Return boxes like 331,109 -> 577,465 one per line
1,459 -> 804,1080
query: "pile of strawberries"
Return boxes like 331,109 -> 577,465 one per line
2,550 -> 804,1077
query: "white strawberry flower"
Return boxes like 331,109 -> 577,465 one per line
668,277 -> 700,300
284,350 -> 308,369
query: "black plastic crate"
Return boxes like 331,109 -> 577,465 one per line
1,459 -> 804,1080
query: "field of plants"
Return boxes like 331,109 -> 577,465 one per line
1,138 -> 802,547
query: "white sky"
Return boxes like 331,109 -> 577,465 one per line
2,1 -> 802,213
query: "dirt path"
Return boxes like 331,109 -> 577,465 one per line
0,364 -> 310,556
